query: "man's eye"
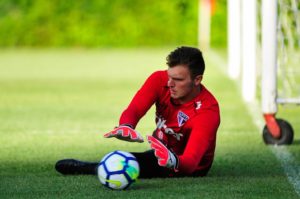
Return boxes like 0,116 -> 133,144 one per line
174,78 -> 183,81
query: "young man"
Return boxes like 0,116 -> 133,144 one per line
55,46 -> 220,178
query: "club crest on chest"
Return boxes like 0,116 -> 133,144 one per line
177,111 -> 189,127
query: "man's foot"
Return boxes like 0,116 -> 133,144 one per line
55,159 -> 98,175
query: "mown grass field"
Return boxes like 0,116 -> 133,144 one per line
0,48 -> 299,198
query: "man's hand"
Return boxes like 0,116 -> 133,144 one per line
147,135 -> 178,170
104,125 -> 144,143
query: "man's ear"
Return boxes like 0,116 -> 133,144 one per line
194,75 -> 203,86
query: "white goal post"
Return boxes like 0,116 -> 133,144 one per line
261,0 -> 278,115
261,0 -> 281,138
227,0 -> 257,102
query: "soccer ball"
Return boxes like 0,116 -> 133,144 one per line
97,150 -> 140,190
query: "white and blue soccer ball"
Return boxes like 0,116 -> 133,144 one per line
97,150 -> 140,190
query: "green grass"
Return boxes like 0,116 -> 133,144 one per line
0,48 -> 299,198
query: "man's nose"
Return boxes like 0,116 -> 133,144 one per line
168,79 -> 175,87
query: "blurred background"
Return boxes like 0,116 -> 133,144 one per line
0,0 -> 226,48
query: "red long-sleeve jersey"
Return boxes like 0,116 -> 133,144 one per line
119,70 -> 220,175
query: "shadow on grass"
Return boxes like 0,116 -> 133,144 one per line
292,139 -> 300,145
209,151 -> 284,178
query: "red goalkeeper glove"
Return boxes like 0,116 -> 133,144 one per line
147,135 -> 178,170
103,125 -> 144,143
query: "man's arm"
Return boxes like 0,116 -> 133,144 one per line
104,71 -> 165,142
178,107 -> 220,174
119,71 -> 165,128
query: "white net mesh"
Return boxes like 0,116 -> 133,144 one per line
276,0 -> 300,103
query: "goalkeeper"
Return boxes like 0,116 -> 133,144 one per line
55,46 -> 220,178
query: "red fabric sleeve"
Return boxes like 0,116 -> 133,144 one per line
119,71 -> 165,128
178,104 -> 220,174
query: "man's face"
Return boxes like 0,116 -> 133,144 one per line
167,65 -> 202,103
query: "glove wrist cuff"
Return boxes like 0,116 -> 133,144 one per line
174,154 -> 179,171
169,151 -> 179,170
119,124 -> 134,129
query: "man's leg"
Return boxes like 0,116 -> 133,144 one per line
131,150 -> 174,178
55,150 -> 173,178
55,159 -> 98,175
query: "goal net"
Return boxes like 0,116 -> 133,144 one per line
276,0 -> 300,104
